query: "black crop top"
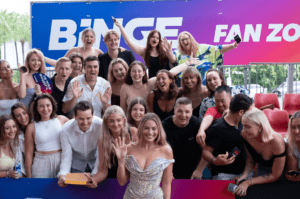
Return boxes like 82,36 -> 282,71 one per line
242,137 -> 286,167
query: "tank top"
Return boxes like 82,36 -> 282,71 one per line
148,56 -> 170,79
0,151 -> 15,171
153,91 -> 175,122
34,118 -> 62,151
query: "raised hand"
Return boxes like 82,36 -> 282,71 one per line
99,87 -> 112,104
71,80 -> 83,99
18,63 -> 28,76
34,84 -> 42,95
162,38 -> 173,53
84,173 -> 98,189
186,52 -> 203,66
114,19 -> 122,28
112,136 -> 127,161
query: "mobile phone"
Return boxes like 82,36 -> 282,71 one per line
14,161 -> 22,177
112,16 -> 116,22
234,35 -> 241,44
228,183 -> 238,193
287,170 -> 300,176
20,66 -> 28,73
228,147 -> 241,158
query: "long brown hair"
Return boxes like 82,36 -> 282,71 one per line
124,61 -> 148,85
154,70 -> 178,100
127,97 -> 149,127
31,94 -> 57,122
11,102 -> 33,132
206,69 -> 226,97
144,30 -> 168,68
0,115 -> 19,155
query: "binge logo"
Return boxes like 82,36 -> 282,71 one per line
49,17 -> 183,50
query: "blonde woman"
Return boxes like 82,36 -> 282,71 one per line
234,109 -> 286,197
113,113 -> 174,199
107,58 -> 129,106
20,49 -> 47,107
285,111 -> 300,182
90,105 -> 131,187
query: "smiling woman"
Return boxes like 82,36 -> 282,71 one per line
0,115 -> 20,179
25,93 -> 69,178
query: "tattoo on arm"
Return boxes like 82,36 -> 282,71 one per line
262,173 -> 272,179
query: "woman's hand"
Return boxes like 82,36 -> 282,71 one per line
186,52 -> 202,66
18,63 -> 29,76
232,173 -> 248,185
112,136 -> 127,163
84,173 -> 98,189
286,170 -> 300,182
33,84 -> 42,95
162,38 -> 172,53
233,180 -> 250,197
8,170 -> 20,179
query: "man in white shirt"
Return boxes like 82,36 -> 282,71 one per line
62,55 -> 112,118
58,101 -> 102,188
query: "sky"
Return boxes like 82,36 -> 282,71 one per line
2,0 -> 80,15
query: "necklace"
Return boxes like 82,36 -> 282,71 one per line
41,120 -> 51,129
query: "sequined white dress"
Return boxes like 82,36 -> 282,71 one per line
124,155 -> 175,199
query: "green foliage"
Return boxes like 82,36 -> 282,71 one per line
225,64 -> 300,92
0,10 -> 30,58
12,69 -> 20,83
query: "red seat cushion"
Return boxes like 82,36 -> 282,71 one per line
255,93 -> 280,109
283,93 -> 300,115
263,109 -> 289,135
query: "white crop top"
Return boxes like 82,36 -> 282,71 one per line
34,118 -> 62,152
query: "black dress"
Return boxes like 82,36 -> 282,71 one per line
148,56 -> 170,78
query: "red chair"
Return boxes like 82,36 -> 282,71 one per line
263,109 -> 289,137
283,93 -> 300,115
254,93 -> 280,110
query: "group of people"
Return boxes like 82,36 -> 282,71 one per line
0,23 -> 298,198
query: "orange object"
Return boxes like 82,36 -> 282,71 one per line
65,173 -> 89,185
254,93 -> 280,110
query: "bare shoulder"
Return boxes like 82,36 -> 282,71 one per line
68,47 -> 79,54
201,86 -> 209,98
271,133 -> 286,154
159,144 -> 173,159
57,115 -> 69,125
26,123 -> 35,135
95,48 -> 103,55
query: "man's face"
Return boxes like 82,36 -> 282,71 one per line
75,109 -> 93,132
174,104 -> 193,127
215,91 -> 231,114
84,60 -> 99,81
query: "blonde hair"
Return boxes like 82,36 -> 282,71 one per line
81,28 -> 95,41
25,49 -> 46,73
100,105 -> 128,168
177,31 -> 198,56
243,109 -> 275,143
180,67 -> 202,96
287,111 -> 300,150
104,29 -> 120,43
136,113 -> 167,146
107,58 -> 129,84
56,57 -> 71,70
